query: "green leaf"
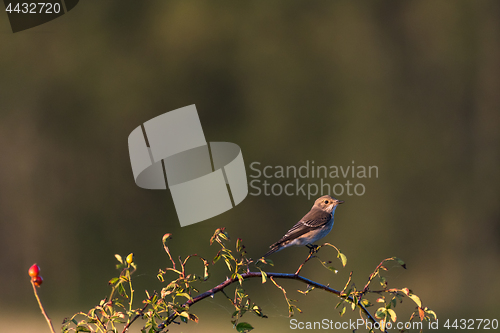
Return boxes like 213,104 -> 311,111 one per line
204,265 -> 209,280
390,297 -> 397,309
361,299 -> 372,307
338,252 -> 347,267
116,262 -> 126,270
120,275 -> 130,283
317,258 -> 337,273
213,250 -> 222,264
236,238 -> 244,252
339,306 -> 346,316
175,292 -> 193,301
387,308 -> 397,322
225,259 -> 233,272
236,322 -> 254,332
75,326 -> 91,333
375,308 -> 386,320
237,273 -> 244,285
219,231 -> 229,241
252,305 -> 267,318
425,309 -> 438,320
108,277 -> 119,285
393,257 -> 406,269
379,276 -> 387,287
118,283 -> 127,298
408,293 -> 422,307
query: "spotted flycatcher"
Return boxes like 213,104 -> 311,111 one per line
264,195 -> 344,257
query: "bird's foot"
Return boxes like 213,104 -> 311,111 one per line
306,244 -> 319,254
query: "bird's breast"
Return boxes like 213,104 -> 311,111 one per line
315,218 -> 334,239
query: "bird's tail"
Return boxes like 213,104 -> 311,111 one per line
263,244 -> 281,257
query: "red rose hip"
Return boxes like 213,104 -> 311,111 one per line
33,275 -> 43,286
28,264 -> 40,277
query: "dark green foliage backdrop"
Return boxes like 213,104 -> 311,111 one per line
0,1 -> 499,332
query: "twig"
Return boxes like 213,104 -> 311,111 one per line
341,271 -> 353,294
121,292 -> 156,333
269,276 -> 293,314
157,271 -> 383,332
363,258 -> 392,293
295,251 -> 316,275
30,280 -> 56,333
163,234 -> 176,270
127,270 -> 134,322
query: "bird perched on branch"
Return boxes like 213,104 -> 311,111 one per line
263,195 -> 344,257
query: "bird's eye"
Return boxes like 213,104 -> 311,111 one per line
324,200 -> 329,204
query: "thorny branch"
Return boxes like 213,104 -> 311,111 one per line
60,228 -> 435,333
157,270 -> 381,332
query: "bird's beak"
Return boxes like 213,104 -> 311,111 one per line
337,200 -> 344,204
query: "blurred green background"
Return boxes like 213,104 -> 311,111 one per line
1,1 -> 499,332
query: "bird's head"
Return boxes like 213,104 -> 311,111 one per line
313,195 -> 344,213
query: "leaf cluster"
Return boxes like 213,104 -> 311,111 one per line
62,228 -> 437,333
62,253 -> 138,333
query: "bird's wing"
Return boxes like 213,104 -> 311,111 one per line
271,208 -> 332,247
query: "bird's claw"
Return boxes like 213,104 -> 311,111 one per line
306,244 -> 319,254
